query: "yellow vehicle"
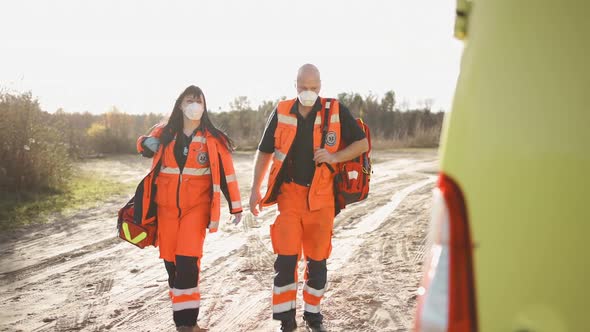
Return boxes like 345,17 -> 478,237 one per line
414,1 -> 589,331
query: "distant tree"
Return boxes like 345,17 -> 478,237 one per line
229,96 -> 253,112
86,122 -> 111,153
381,90 -> 396,112
257,100 -> 276,118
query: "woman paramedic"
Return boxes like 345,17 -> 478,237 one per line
137,85 -> 243,331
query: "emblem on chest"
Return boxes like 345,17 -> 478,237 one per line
197,152 -> 209,165
325,131 -> 337,147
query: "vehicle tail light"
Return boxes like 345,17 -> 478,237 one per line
414,173 -> 477,332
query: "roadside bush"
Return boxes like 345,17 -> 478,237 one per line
0,92 -> 72,194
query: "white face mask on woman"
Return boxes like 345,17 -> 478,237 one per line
298,90 -> 318,107
182,102 -> 204,120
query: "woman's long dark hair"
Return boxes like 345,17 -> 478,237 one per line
163,85 -> 235,151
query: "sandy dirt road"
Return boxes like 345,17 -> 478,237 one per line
0,149 -> 438,332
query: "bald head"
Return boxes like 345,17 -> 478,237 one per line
297,64 -> 321,82
296,64 -> 321,96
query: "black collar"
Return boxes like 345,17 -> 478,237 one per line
182,125 -> 203,138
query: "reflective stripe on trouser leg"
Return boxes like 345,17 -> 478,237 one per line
272,255 -> 298,321
171,255 -> 200,327
303,258 -> 327,319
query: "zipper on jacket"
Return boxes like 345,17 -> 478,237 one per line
176,172 -> 182,218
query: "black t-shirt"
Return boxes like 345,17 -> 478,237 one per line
258,98 -> 366,186
174,127 -> 203,171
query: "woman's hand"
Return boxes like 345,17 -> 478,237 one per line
143,137 -> 161,153
230,212 -> 242,226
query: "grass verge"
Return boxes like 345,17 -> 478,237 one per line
0,171 -> 133,231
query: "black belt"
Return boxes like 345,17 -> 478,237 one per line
284,177 -> 311,187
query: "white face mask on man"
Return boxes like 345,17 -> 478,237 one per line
298,90 -> 318,107
182,102 -> 204,120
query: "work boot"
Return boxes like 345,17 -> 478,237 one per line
303,318 -> 328,332
280,318 -> 297,332
175,326 -> 206,332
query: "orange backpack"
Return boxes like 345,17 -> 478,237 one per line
334,118 -> 371,215
320,100 -> 372,216
117,197 -> 157,249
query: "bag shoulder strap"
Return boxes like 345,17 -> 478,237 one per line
320,98 -> 333,149
319,98 -> 335,173
151,127 -> 174,179
152,140 -> 169,179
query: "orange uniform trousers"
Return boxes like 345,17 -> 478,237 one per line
270,182 -> 334,321
157,204 -> 210,262
270,182 -> 334,260
156,179 -> 211,328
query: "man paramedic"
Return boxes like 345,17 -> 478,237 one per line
249,64 -> 369,331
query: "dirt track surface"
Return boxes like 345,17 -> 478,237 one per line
0,149 -> 438,332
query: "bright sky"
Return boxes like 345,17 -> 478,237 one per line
1,0 -> 463,115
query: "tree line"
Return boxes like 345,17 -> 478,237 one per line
0,90 -> 443,193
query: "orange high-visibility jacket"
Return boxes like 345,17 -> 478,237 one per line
261,98 -> 341,211
135,124 -> 242,232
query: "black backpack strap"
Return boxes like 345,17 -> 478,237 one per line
320,98 -> 332,149
319,99 -> 335,173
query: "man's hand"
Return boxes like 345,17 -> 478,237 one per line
249,189 -> 263,217
314,149 -> 338,164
